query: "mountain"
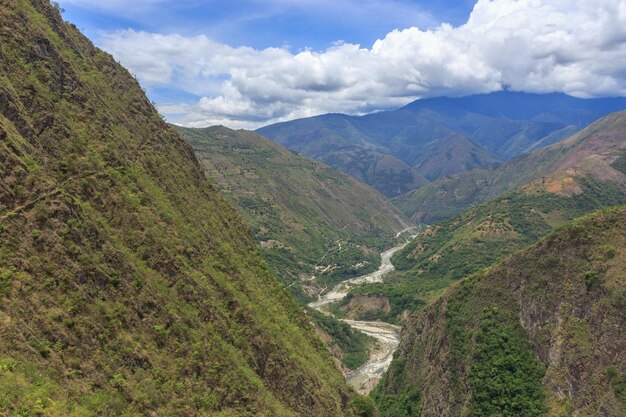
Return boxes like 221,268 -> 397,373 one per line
374,206 -> 626,416
396,109 -> 626,223
175,125 -> 411,301
257,92 -> 626,196
317,145 -> 429,197
414,134 -> 500,181
0,2 -> 357,415
331,110 -> 626,323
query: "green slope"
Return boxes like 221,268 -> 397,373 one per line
176,126 -> 411,301
0,1 -> 356,416
333,177 -> 626,323
374,206 -> 626,417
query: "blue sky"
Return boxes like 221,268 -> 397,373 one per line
59,0 -> 476,50
56,0 -> 626,129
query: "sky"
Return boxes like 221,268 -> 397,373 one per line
56,0 -> 626,129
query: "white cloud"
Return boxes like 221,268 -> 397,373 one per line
100,0 -> 626,129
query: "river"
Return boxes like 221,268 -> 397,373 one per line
308,241 -> 413,395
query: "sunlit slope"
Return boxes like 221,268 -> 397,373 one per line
0,1 -> 356,415
177,125 -> 410,301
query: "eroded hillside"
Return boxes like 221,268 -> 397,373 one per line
0,1 -> 356,415
375,207 -> 626,417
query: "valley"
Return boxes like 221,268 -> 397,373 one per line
309,239 -> 415,394
1,2 -> 625,417
175,126 -> 410,302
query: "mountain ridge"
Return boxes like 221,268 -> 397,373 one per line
175,125 -> 410,301
0,2 -> 357,415
397,109 -> 626,223
374,206 -> 626,416
258,92 -> 626,196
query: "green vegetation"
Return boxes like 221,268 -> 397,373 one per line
376,207 -> 626,416
468,308 -> 546,417
372,360 -> 421,417
336,175 -> 626,323
0,2 -> 357,415
330,287 -> 425,323
176,126 -> 409,302
607,367 -> 626,409
611,147 -> 626,175
351,396 -> 380,417
309,309 -> 375,370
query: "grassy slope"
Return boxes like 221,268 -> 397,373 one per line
333,175 -> 626,323
176,126 -> 389,371
375,206 -> 626,417
176,126 -> 410,301
395,110 -> 626,224
0,1 -> 356,416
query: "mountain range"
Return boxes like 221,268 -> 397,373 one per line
331,109 -> 626,323
396,108 -> 626,223
2,2 -> 625,417
258,91 -> 626,197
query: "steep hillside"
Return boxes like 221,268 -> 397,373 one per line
374,207 -> 626,417
0,1 -> 357,416
175,126 -> 410,301
332,176 -> 626,323
258,92 -> 626,196
414,134 -> 499,181
397,110 -> 626,223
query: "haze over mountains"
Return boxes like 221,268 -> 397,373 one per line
258,92 -> 626,197
397,108 -> 626,223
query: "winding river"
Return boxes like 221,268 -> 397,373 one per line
308,241 -> 413,394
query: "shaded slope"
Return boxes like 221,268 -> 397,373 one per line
316,146 -> 428,197
375,207 -> 626,417
397,110 -> 626,223
256,113 -> 428,197
176,125 -> 410,301
414,134 -> 499,181
0,1 -> 355,416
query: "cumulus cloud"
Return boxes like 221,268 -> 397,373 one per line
100,0 -> 626,129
